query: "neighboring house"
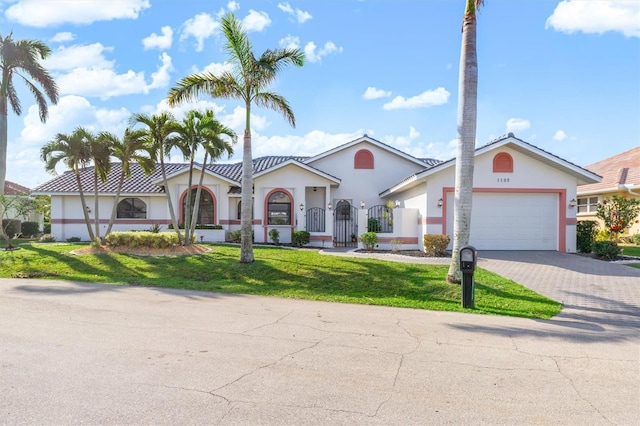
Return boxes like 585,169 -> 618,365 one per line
32,133 -> 600,252
2,180 -> 44,231
577,146 -> 640,236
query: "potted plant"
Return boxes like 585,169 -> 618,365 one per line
269,228 -> 280,245
351,233 -> 357,242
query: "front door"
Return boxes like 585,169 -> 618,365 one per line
333,200 -> 358,248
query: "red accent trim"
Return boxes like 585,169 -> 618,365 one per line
422,217 -> 443,224
441,187 -> 569,252
354,149 -> 374,169
377,237 -> 419,244
493,152 -> 514,173
263,188 -> 295,242
310,235 -> 332,241
565,218 -> 578,225
52,219 -> 171,225
179,186 -> 217,225
220,220 -> 240,225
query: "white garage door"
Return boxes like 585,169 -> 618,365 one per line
446,192 -> 558,250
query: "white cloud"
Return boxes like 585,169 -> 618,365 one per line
227,1 -> 240,12
546,0 -> 640,38
5,0 -> 150,27
553,130 -> 568,141
363,87 -> 391,100
382,126 -> 420,148
243,10 -> 271,32
192,61 -> 234,76
505,118 -> 531,133
277,2 -> 312,23
279,35 -> 301,50
44,43 -> 115,71
50,32 -> 75,43
383,87 -> 450,110
19,95 -> 130,146
304,41 -> 343,63
251,129 -> 364,160
181,13 -> 219,52
53,53 -> 173,100
142,26 -> 173,50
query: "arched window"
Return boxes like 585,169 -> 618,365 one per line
493,152 -> 514,173
354,149 -> 374,169
117,198 -> 147,219
267,191 -> 291,225
182,188 -> 215,225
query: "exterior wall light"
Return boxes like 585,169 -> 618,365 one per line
327,203 -> 332,210
360,201 -> 366,209
299,203 -> 304,211
569,198 -> 576,208
437,198 -> 443,207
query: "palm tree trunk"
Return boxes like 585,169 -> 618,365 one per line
76,171 -> 96,241
190,152 -> 208,244
0,110 -> 8,241
159,152 -> 182,244
240,128 -> 254,263
447,0 -> 479,284
184,152 -> 195,246
105,171 -> 125,236
93,171 -> 100,241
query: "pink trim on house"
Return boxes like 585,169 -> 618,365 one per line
566,218 -> 578,225
178,186 -> 217,225
52,219 -> 171,225
263,188 -> 295,242
421,217 -> 443,224
441,187 -> 570,252
310,235 -> 332,241
220,219 -> 240,225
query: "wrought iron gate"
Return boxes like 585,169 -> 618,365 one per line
333,201 -> 358,248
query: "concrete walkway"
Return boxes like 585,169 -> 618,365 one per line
1,250 -> 638,425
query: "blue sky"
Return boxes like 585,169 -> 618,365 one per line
1,0 -> 638,189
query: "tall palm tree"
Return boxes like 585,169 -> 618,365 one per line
447,0 -> 484,284
88,131 -> 112,241
173,110 -> 236,245
130,112 -> 182,243
40,127 -> 95,241
188,114 -> 235,244
167,12 -> 304,263
99,128 -> 154,236
0,33 -> 59,240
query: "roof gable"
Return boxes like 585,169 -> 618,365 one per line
305,134 -> 439,168
253,158 -> 341,183
3,180 -> 31,196
380,133 -> 601,196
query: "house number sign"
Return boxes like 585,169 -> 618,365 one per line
496,178 -> 510,182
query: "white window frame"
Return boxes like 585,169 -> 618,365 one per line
577,196 -> 599,214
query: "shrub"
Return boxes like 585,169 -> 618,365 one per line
576,220 -> 598,253
227,230 -> 242,243
21,221 -> 40,237
2,219 -> 20,237
148,224 -> 162,233
268,228 -> 280,244
292,230 -> 310,247
390,239 -> 403,253
360,232 -> 378,251
367,217 -> 381,233
423,234 -> 450,257
594,229 -> 611,242
104,231 -> 186,249
591,241 -> 620,260
66,237 -> 81,242
38,234 -> 56,242
43,222 -> 51,234
634,233 -> 640,246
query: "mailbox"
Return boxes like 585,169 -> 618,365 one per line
459,245 -> 477,309
460,246 -> 477,273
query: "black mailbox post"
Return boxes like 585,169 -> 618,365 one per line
459,245 -> 477,308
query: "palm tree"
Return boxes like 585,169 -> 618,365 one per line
40,127 -> 95,241
167,12 -> 304,263
99,128 -> 154,236
447,0 -> 484,284
130,112 -> 182,243
88,131 -> 112,242
0,33 -> 59,240
173,110 -> 236,245
187,113 -> 235,244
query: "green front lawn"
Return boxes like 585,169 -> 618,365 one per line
621,245 -> 640,257
0,243 -> 561,319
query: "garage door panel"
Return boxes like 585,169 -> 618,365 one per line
446,193 -> 558,250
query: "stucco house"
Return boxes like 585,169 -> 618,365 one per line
2,180 -> 44,230
577,146 -> 640,236
32,133 -> 600,252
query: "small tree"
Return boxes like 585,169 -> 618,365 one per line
596,195 -> 640,241
0,195 -> 41,248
